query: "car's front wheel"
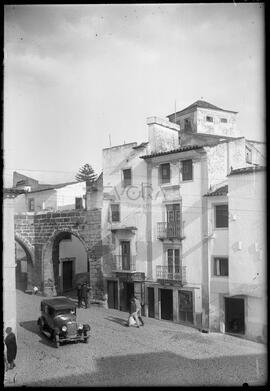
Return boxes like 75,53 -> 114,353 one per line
55,333 -> 60,348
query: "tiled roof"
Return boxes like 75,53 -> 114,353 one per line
167,100 -> 238,118
140,145 -> 203,159
4,188 -> 26,197
27,181 -> 81,193
204,185 -> 228,197
228,166 -> 266,176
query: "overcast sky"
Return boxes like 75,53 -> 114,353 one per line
4,3 -> 265,186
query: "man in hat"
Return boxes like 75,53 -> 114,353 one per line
76,282 -> 82,308
5,327 -> 17,370
81,281 -> 90,308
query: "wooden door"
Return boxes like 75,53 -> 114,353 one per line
225,297 -> 245,334
121,241 -> 130,270
148,287 -> 155,318
107,281 -> 118,309
166,204 -> 180,238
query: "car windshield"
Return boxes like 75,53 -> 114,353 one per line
54,309 -> 75,316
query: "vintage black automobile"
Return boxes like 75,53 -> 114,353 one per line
37,297 -> 90,348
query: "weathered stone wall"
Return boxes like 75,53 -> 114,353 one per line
14,209 -> 103,298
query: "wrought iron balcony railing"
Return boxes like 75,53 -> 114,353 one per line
112,255 -> 136,272
156,265 -> 187,284
157,222 -> 183,240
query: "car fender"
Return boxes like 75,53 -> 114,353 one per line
37,316 -> 46,327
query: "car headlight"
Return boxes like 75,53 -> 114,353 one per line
78,324 -> 83,330
62,325 -> 67,332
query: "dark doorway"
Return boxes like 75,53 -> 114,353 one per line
63,260 -> 73,291
15,260 -> 27,291
148,287 -> 155,318
179,290 -> 193,323
120,281 -> 134,312
107,280 -> 118,309
121,241 -> 131,270
160,289 -> 173,321
225,297 -> 245,334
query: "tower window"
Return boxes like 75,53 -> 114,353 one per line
206,116 -> 213,122
159,163 -> 171,184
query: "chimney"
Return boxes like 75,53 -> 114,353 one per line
147,117 -> 180,154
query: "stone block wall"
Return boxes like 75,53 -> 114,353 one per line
14,209 -> 103,298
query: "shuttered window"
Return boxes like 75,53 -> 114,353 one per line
214,257 -> 228,276
215,204 -> 228,228
182,160 -> 193,181
123,169 -> 132,187
111,204 -> 120,222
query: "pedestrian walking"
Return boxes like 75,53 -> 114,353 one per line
81,281 -> 90,308
134,296 -> 144,326
127,297 -> 140,328
32,286 -> 39,295
76,282 -> 82,308
5,327 -> 17,370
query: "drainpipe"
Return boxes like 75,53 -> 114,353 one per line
201,154 -> 210,331
146,161 -> 153,280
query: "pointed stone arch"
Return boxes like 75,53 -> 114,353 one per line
14,233 -> 35,290
42,228 -> 90,296
14,233 -> 34,264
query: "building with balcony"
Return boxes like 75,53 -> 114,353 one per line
101,100 -> 266,340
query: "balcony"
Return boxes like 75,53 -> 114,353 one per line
157,222 -> 184,240
156,265 -> 187,285
112,255 -> 137,272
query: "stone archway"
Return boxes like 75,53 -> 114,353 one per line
14,234 -> 35,291
42,229 -> 90,296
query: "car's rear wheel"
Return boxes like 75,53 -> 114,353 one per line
83,332 -> 89,343
38,318 -> 44,334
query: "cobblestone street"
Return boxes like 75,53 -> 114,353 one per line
4,290 -> 267,387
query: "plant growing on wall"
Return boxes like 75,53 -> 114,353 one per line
75,164 -> 97,186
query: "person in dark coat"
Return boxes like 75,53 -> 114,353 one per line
76,283 -> 82,308
5,327 -> 17,370
81,281 -> 90,308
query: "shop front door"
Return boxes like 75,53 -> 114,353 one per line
225,297 -> 245,334
160,289 -> 173,320
107,280 -> 118,309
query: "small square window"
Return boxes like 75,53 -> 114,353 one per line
111,204 -> 120,222
215,204 -> 228,228
28,198 -> 35,212
206,116 -> 213,122
220,118 -> 228,123
184,118 -> 191,130
246,147 -> 252,163
123,169 -> 132,187
75,197 -> 83,210
182,160 -> 193,181
214,257 -> 228,276
160,163 -> 170,184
